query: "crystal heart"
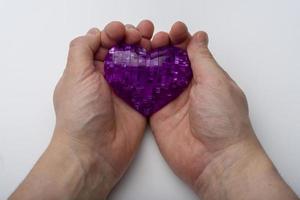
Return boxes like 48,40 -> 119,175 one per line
104,44 -> 193,117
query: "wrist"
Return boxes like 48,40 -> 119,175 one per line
194,134 -> 298,200
10,135 -> 102,200
195,135 -> 274,199
50,130 -> 117,199
42,140 -> 88,199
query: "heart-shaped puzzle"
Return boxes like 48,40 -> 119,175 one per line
104,44 -> 193,117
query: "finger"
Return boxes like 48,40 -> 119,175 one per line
125,24 -> 135,29
94,60 -> 104,74
169,21 -> 191,49
187,31 -> 225,82
124,24 -> 142,44
151,31 -> 170,49
101,21 -> 126,49
137,19 -> 154,50
95,21 -> 126,61
94,47 -> 108,62
137,19 -> 154,39
139,38 -> 152,51
67,28 -> 101,72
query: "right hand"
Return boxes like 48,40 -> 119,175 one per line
150,22 -> 298,200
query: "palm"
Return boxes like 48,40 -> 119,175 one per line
149,22 -> 251,188
79,20 -> 155,179
92,61 -> 146,176
54,21 -> 155,191
150,81 -> 211,186
150,78 -> 248,186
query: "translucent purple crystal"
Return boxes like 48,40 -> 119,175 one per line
104,44 -> 193,117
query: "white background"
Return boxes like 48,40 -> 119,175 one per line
0,0 -> 300,199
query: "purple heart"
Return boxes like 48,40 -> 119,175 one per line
104,44 -> 193,117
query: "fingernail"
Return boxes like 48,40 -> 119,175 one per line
195,31 -> 208,45
87,28 -> 100,35
125,24 -> 135,29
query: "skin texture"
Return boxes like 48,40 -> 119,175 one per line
9,20 -> 299,200
150,22 -> 299,200
9,20 -> 154,200
150,21 -> 253,186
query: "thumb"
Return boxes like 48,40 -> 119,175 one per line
187,31 -> 224,82
66,28 -> 101,74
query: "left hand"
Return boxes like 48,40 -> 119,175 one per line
53,20 -> 155,198
10,20 -> 154,200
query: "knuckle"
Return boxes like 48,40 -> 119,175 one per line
69,36 -> 86,48
202,75 -> 228,88
198,46 -> 214,60
238,87 -> 248,102
229,82 -> 248,102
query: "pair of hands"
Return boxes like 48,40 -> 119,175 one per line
53,19 -> 245,195
10,20 -> 298,200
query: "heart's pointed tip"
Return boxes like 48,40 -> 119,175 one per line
136,108 -> 153,118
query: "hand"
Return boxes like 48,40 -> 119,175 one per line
10,20 -> 154,200
150,21 -> 253,185
150,22 -> 298,200
53,21 -> 154,198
